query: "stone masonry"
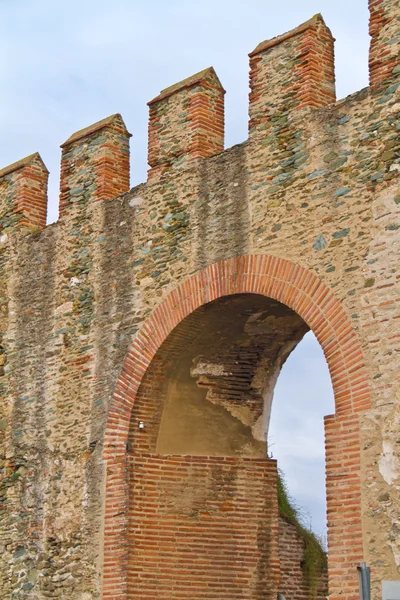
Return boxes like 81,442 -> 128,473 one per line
0,1 -> 399,599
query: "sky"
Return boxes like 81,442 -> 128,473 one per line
1,0 -> 369,540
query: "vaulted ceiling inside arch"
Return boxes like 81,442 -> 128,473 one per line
130,293 -> 310,458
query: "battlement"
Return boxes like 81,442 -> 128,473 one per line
369,0 -> 400,88
59,113 -> 131,218
249,13 -> 336,136
0,152 -> 48,229
0,1 -> 398,229
147,67 -> 225,180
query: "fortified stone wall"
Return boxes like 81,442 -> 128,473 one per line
0,1 -> 399,599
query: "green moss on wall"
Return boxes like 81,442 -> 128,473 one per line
278,472 -> 327,599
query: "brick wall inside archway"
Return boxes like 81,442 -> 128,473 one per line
102,254 -> 371,600
126,293 -> 310,599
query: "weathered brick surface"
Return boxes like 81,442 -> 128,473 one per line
0,2 -> 399,599
279,517 -> 328,600
128,454 -> 279,600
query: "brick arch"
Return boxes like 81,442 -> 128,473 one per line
102,254 -> 370,600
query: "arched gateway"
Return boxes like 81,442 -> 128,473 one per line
103,255 -> 370,600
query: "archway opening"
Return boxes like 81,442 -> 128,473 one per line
126,294 -> 329,600
269,331 -> 335,543
268,331 -> 335,600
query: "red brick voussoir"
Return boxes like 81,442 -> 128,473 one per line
102,254 -> 370,600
